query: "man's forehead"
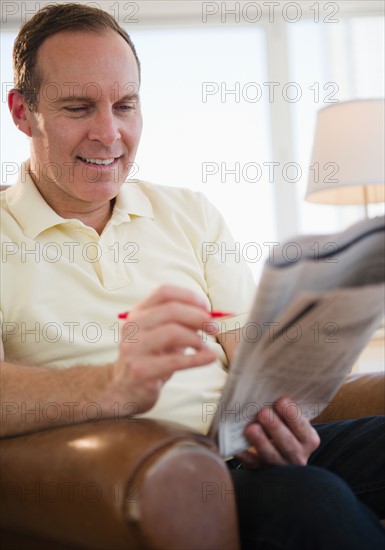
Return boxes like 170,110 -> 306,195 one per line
36,29 -> 139,82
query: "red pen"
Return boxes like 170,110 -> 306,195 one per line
209,311 -> 234,318
118,310 -> 233,320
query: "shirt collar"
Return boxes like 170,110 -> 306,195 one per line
112,178 -> 154,222
6,161 -> 154,239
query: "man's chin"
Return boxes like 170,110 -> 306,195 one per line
77,182 -> 122,202
72,161 -> 128,190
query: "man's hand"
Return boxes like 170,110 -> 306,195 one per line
236,397 -> 321,468
99,285 -> 217,415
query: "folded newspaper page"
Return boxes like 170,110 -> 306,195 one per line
209,215 -> 385,457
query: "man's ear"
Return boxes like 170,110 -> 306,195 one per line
8,89 -> 33,137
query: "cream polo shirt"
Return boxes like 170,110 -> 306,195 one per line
0,162 -> 256,433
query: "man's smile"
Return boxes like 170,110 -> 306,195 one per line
76,156 -> 121,168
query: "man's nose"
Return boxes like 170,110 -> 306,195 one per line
87,108 -> 121,146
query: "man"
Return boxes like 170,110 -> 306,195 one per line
1,4 -> 384,548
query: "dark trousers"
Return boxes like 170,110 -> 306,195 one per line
228,416 -> 385,549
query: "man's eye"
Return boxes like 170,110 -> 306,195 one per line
116,104 -> 135,111
64,106 -> 88,112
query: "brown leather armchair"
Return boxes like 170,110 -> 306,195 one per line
1,372 -> 384,550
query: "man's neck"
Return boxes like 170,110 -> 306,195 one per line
28,169 -> 116,235
55,201 -> 116,235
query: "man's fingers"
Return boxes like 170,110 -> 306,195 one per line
124,347 -> 217,382
244,423 -> 287,466
109,343 -> 217,416
121,323 -> 212,355
244,399 -> 321,466
124,302 -> 214,332
275,397 -> 321,450
256,407 -> 308,465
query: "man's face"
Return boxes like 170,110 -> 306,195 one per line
24,29 -> 142,207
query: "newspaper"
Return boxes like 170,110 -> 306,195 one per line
209,215 -> 385,457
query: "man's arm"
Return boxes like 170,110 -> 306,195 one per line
0,358 -> 113,437
217,329 -> 239,365
0,286 -> 217,438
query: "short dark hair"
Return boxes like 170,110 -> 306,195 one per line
12,2 -> 141,110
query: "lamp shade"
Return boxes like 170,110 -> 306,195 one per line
305,99 -> 385,205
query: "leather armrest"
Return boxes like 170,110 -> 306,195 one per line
0,419 -> 239,550
313,372 -> 385,423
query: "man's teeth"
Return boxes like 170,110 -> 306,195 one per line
80,157 -> 115,165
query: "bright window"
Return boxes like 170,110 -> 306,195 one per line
130,26 -> 275,279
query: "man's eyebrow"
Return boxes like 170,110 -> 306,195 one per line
55,93 -> 140,104
118,93 -> 140,102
